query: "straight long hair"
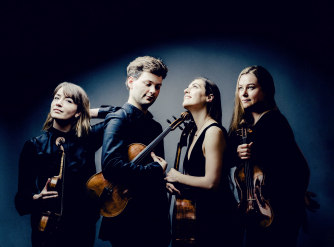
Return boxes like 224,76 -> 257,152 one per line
229,66 -> 277,134
43,82 -> 91,137
197,77 -> 222,125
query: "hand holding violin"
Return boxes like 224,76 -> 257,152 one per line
237,142 -> 253,159
33,178 -> 58,206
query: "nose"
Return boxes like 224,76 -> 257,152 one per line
149,85 -> 156,95
184,88 -> 189,94
56,99 -> 63,107
242,88 -> 248,97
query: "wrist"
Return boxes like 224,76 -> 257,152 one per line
174,171 -> 181,183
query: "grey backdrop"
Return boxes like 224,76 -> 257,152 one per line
1,36 -> 333,246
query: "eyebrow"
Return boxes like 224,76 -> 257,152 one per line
55,93 -> 73,99
145,80 -> 162,86
239,83 -> 256,86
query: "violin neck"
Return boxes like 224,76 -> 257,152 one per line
173,143 -> 182,171
58,150 -> 65,179
132,126 -> 172,165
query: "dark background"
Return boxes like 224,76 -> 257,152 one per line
1,2 -> 334,246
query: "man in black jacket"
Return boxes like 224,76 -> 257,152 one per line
99,56 -> 171,247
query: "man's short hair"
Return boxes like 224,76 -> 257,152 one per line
125,56 -> 168,89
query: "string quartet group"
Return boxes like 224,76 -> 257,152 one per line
15,56 -> 319,247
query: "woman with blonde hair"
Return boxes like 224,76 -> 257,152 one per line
15,82 -> 117,247
165,77 -> 241,247
228,66 -> 312,247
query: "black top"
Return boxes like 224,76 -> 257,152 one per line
228,110 -> 309,218
185,123 -> 233,196
182,123 -> 238,246
15,106 -> 118,229
99,103 -> 171,245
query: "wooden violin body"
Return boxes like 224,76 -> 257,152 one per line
171,120 -> 196,246
235,162 -> 273,228
86,112 -> 190,217
86,143 -> 146,217
37,137 -> 65,245
235,120 -> 274,228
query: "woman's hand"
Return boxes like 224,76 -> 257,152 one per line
166,182 -> 181,195
165,168 -> 181,183
237,142 -> 253,160
33,178 -> 58,203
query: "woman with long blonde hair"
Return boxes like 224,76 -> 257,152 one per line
228,66 -> 311,247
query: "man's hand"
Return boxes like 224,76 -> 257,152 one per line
151,152 -> 167,174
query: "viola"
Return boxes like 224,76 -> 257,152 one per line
86,112 -> 190,217
234,119 -> 274,228
170,120 -> 196,246
38,137 -> 66,245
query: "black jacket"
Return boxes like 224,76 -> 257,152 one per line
228,110 -> 309,221
99,103 -> 171,246
15,106 -> 117,229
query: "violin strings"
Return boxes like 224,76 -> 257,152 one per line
243,128 -> 253,207
133,127 -> 172,165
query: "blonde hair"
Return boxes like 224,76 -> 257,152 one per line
125,56 -> 168,89
42,82 -> 91,137
229,66 -> 277,134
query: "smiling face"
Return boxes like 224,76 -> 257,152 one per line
50,87 -> 79,120
127,71 -> 162,111
183,79 -> 210,110
238,74 -> 265,110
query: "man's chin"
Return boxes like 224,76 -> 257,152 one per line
141,100 -> 155,109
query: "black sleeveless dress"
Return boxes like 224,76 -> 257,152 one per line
183,123 -> 240,247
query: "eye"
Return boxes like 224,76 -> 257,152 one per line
155,85 -> 161,90
238,86 -> 243,90
248,86 -> 255,90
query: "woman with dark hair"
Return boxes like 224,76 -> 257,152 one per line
165,77 -> 240,247
228,66 -> 313,247
15,82 -> 117,247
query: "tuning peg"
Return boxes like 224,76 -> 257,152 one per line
172,115 -> 177,120
167,119 -> 172,124
178,126 -> 184,131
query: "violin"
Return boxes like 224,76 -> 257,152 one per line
234,119 -> 274,228
37,137 -> 66,245
170,119 -> 196,246
86,112 -> 190,217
